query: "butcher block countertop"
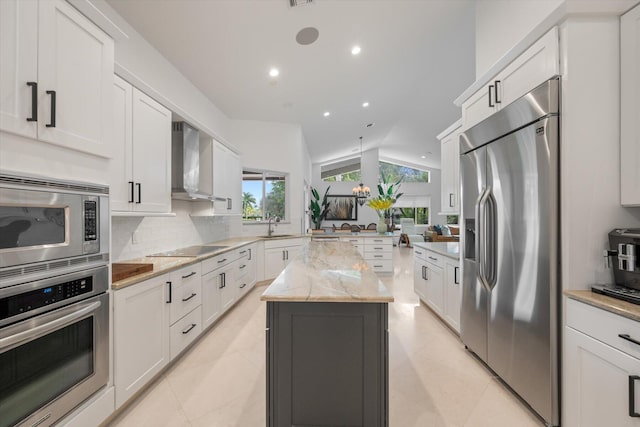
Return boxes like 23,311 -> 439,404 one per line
260,241 -> 394,303
564,290 -> 640,322
111,235 -> 306,291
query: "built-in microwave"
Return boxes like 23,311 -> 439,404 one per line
0,173 -> 109,272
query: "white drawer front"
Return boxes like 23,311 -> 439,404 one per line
368,259 -> 393,273
413,247 -> 429,262
264,237 -> 305,250
567,298 -> 640,360
425,251 -> 444,268
341,237 -> 364,245
169,266 -> 202,325
202,252 -> 236,273
365,243 -> 392,254
169,306 -> 202,360
365,252 -> 392,261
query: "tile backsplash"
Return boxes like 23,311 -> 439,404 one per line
111,200 -> 242,261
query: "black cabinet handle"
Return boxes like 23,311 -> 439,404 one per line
217,258 -> 227,264
428,256 -> 438,261
488,85 -> 494,108
239,264 -> 246,269
182,323 -> 196,335
282,250 -> 285,261
135,183 -> 141,203
181,272 -> 196,279
422,265 -> 426,280
454,266 -> 460,284
415,250 -> 423,255
166,281 -> 172,303
46,90 -> 56,127
26,82 -> 37,121
128,181 -> 134,203
240,283 -> 247,289
182,292 -> 197,302
218,273 -> 224,289
449,193 -> 455,208
286,250 -> 289,260
494,80 -> 501,104
619,334 -> 640,347
629,376 -> 640,417
248,248 -> 252,260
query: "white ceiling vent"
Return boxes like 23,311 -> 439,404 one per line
290,0 -> 314,7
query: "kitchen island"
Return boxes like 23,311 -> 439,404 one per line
261,241 -> 394,427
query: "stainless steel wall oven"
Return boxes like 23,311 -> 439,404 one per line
0,173 -> 110,427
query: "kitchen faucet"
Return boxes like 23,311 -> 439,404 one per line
268,216 -> 280,236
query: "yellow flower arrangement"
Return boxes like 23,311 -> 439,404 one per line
366,198 -> 394,212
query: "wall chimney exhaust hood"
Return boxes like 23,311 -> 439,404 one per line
171,122 -> 222,201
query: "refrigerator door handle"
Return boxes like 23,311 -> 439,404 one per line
477,188 -> 491,291
485,189 -> 498,289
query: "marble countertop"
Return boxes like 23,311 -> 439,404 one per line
112,234 -> 307,290
310,232 -> 395,238
564,290 -> 640,322
260,241 -> 394,303
413,242 -> 460,260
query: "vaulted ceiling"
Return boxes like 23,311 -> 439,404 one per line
107,0 -> 476,170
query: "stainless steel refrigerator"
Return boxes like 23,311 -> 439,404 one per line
460,77 -> 560,426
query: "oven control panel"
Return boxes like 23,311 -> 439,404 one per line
0,277 -> 94,321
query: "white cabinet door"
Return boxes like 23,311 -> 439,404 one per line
213,141 -> 228,212
264,247 -> 286,280
426,263 -> 444,315
111,75 -> 133,211
0,0 -> 38,139
201,270 -> 222,329
131,87 -> 171,213
622,4 -> 640,206
413,259 -> 427,302
444,259 -> 461,332
219,263 -> 237,313
283,245 -> 303,267
564,327 -> 640,427
37,0 -> 113,157
228,149 -> 242,214
461,82 -> 496,131
114,275 -> 170,409
440,128 -> 460,214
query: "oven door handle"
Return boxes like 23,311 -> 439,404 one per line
0,300 -> 101,351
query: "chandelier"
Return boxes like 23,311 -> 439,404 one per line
352,136 -> 370,206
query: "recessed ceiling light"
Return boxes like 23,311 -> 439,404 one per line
366,123 -> 374,128
362,102 -> 369,108
421,155 -> 426,159
323,111 -> 330,117
351,45 -> 361,55
269,68 -> 279,77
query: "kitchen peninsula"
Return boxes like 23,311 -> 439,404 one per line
261,241 -> 394,427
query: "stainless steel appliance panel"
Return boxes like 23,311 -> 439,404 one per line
460,143 -> 488,362
0,291 -> 109,427
485,116 -> 559,423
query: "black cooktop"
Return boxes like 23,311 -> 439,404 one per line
148,245 -> 228,257
592,285 -> 640,305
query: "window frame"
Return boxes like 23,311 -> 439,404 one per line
241,169 -> 289,223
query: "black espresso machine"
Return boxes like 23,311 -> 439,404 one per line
593,228 -> 640,304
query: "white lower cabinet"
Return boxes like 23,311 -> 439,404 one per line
413,246 -> 460,332
564,298 -> 640,427
169,306 -> 202,360
201,268 -> 222,329
364,236 -> 393,273
167,265 -> 202,360
236,244 -> 257,298
114,274 -> 170,409
264,238 -> 304,280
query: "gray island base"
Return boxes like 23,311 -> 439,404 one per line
261,242 -> 394,427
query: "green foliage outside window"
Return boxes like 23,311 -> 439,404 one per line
322,170 -> 361,182
379,161 -> 429,183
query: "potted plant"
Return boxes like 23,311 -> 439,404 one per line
367,173 -> 404,233
309,186 -> 331,231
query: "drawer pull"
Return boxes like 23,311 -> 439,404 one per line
240,250 -> 247,254
374,255 -> 383,258
629,375 -> 640,417
181,271 -> 196,279
415,250 -> 423,255
182,323 -> 197,335
239,264 -> 246,269
374,265 -> 383,268
619,334 -> 640,347
374,247 -> 383,250
428,256 -> 438,261
182,293 -> 197,302
240,283 -> 247,289
217,258 -> 227,264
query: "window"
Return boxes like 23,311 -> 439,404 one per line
379,161 -> 430,183
242,170 -> 287,221
446,215 -> 459,225
395,207 -> 430,225
321,158 -> 361,182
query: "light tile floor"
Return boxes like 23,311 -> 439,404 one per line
108,245 -> 544,427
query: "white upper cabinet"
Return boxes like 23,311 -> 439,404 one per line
213,141 -> 242,215
0,0 -> 38,139
621,4 -> 640,206
462,27 -> 559,130
111,76 -> 172,214
0,0 -> 114,157
438,120 -> 462,215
